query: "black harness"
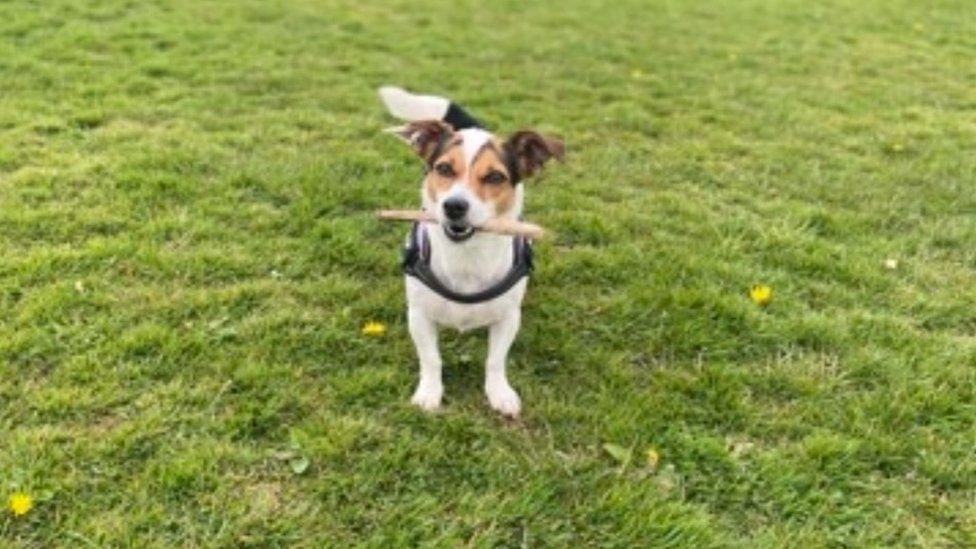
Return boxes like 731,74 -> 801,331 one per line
402,222 -> 533,304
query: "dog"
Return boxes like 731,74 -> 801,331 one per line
379,86 -> 564,417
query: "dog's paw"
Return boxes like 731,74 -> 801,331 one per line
486,381 -> 521,418
411,383 -> 443,411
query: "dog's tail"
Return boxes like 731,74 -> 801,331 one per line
378,86 -> 482,130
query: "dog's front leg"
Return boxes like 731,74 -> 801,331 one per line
485,310 -> 522,417
408,308 -> 443,411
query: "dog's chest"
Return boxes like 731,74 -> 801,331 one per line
405,231 -> 526,331
407,277 -> 526,331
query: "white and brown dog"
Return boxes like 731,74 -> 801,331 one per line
379,86 -> 564,417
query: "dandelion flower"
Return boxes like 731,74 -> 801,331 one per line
749,285 -> 773,307
361,321 -> 387,337
8,493 -> 32,517
645,448 -> 660,469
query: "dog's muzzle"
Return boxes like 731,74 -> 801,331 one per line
441,197 -> 475,242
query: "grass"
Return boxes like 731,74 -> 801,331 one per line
1,0 -> 974,545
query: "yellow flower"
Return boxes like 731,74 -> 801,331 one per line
8,493 -> 33,517
749,285 -> 773,307
361,321 -> 387,337
645,448 -> 660,469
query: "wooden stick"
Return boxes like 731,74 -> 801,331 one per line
376,209 -> 547,240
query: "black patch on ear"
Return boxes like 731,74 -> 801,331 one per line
504,130 -> 565,181
502,142 -> 522,185
393,120 -> 455,165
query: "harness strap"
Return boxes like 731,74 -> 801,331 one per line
402,222 -> 532,304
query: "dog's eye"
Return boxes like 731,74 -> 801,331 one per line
483,170 -> 507,185
434,163 -> 455,177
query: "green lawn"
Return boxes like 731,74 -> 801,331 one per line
2,0 -> 974,546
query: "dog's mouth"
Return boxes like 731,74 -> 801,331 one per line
443,222 -> 475,242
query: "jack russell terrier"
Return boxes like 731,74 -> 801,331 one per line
379,86 -> 564,417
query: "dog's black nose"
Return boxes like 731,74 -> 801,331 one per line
443,197 -> 469,220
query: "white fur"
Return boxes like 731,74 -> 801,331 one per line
460,127 -> 491,165
378,86 -> 449,121
406,129 -> 527,417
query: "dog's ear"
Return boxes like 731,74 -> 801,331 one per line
504,130 -> 565,181
386,120 -> 454,164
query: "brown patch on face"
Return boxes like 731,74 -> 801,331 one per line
425,143 -> 465,203
467,139 -> 517,216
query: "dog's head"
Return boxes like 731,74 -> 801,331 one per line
391,121 -> 563,242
